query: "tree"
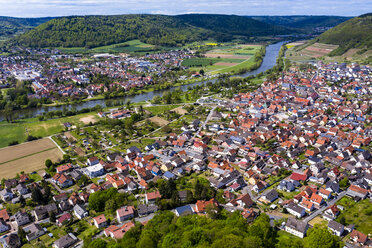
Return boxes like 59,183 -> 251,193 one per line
304,225 -> 342,248
45,159 -> 53,169
339,177 -> 349,189
31,187 -> 44,205
90,239 -> 107,248
18,226 -> 27,244
49,212 -> 56,223
78,175 -> 89,186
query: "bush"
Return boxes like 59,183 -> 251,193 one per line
8,140 -> 19,146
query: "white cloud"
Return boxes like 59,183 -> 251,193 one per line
0,0 -> 370,17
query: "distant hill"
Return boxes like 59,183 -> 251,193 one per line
249,15 -> 351,32
314,13 -> 372,55
0,16 -> 53,39
8,14 -> 294,48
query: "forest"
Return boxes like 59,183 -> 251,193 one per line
8,14 -> 292,48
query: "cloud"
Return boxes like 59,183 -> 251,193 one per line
0,0 -> 370,17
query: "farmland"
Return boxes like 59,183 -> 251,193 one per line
286,42 -> 338,61
183,44 -> 262,74
0,138 -> 63,179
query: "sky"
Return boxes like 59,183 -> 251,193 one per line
0,0 -> 371,17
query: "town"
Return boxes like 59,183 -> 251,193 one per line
0,57 -> 371,248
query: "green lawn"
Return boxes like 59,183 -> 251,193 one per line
336,197 -> 372,234
276,230 -> 304,247
0,112 -> 97,148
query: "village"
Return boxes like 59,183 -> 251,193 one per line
0,49 -> 195,105
0,60 -> 371,248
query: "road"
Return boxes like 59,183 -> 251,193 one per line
303,191 -> 346,223
194,106 -> 216,138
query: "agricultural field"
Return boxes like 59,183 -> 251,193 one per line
183,44 -> 262,74
0,138 -> 63,179
149,116 -> 169,126
286,42 -> 339,62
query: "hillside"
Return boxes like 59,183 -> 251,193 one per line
314,13 -> 372,55
0,16 -> 53,39
8,14 -> 293,48
250,15 -> 351,32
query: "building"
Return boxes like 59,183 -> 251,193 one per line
286,203 -> 306,218
137,204 -> 158,217
0,219 -> 9,233
93,214 -> 107,228
285,218 -> 308,238
26,223 -> 45,241
53,233 -> 78,248
1,234 -> 21,248
116,206 -> 135,222
346,185 -> 368,199
145,191 -> 161,204
195,199 -> 219,213
175,205 -> 194,216
85,164 -> 105,178
14,211 -> 30,226
227,194 -> 253,208
73,204 -> 88,219
328,220 -> 344,237
350,230 -> 368,245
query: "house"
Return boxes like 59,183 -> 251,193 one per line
33,203 -> 58,221
52,173 -> 74,188
56,164 -> 73,174
286,203 -> 306,218
14,211 -> 30,226
14,183 -> 29,195
0,219 -> 9,233
290,172 -> 307,181
277,180 -> 295,192
1,233 -> 21,248
137,204 -> 158,217
85,164 -> 105,178
93,214 -> 107,228
0,209 -> 10,222
323,204 -> 340,220
53,233 -> 78,248
116,206 -> 135,222
285,218 -> 308,238
318,188 -> 331,200
328,220 -> 344,237
227,194 -> 253,208
346,185 -> 368,199
241,208 -> 257,222
178,190 -> 188,202
175,205 -> 194,216
310,193 -> 324,207
261,189 -> 279,203
57,213 -> 72,225
26,223 -> 45,241
87,157 -> 99,166
145,191 -> 161,204
350,230 -> 368,245
73,204 -> 88,219
0,189 -> 14,201
163,171 -> 176,180
195,199 -> 219,213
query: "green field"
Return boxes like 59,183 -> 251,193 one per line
336,197 -> 372,234
0,112 -> 96,148
186,44 -> 262,74
55,40 -> 175,55
144,104 -> 183,115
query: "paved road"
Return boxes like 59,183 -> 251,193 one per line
194,106 -> 216,138
304,191 -> 346,223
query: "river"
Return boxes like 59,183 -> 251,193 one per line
0,41 -> 285,121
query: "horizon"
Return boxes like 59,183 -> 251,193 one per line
0,0 -> 370,18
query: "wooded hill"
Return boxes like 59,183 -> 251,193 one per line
315,13 -> 372,55
249,15 -> 351,32
7,14 -> 294,48
0,16 -> 53,39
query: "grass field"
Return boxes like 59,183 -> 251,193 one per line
186,44 -> 262,74
144,104 -> 182,115
55,40 -> 174,55
336,197 -> 372,234
0,138 -> 63,179
149,116 -> 169,126
0,112 -> 98,148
